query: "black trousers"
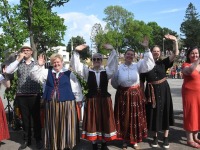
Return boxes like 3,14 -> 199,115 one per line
16,94 -> 42,142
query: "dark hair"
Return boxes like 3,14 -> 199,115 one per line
150,45 -> 161,52
150,45 -> 163,61
125,48 -> 134,55
185,46 -> 199,63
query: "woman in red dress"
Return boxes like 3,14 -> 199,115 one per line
0,71 -> 11,146
182,46 -> 200,148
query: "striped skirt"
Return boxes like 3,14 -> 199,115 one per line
44,98 -> 79,150
114,85 -> 147,144
82,95 -> 117,141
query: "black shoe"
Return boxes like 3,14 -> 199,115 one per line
122,143 -> 127,150
101,142 -> 109,150
92,143 -> 98,150
36,140 -> 43,149
163,137 -> 169,149
151,136 -> 158,148
18,141 -> 31,150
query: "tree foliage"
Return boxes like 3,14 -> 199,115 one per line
103,5 -> 134,53
0,0 -> 69,61
67,36 -> 91,60
93,5 -> 179,55
180,2 -> 200,48
19,0 -> 68,58
0,0 -> 28,60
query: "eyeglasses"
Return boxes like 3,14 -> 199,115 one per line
22,49 -> 31,52
92,58 -> 102,61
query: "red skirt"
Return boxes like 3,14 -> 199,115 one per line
0,98 -> 10,141
82,95 -> 117,141
114,85 -> 147,144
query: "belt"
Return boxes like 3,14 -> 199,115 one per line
147,77 -> 167,108
16,93 -> 38,97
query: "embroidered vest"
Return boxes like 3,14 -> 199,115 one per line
17,61 -> 41,94
42,69 -> 75,102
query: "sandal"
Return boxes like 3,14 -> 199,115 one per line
194,139 -> 200,145
187,141 -> 200,148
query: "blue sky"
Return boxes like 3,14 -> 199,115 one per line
7,0 -> 200,46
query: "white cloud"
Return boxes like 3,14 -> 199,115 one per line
158,8 -> 185,14
121,0 -> 158,6
59,12 -> 106,46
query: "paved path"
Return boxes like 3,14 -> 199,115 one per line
0,78 -> 197,150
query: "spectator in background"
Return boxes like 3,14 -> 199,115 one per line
170,67 -> 176,79
5,46 -> 43,150
140,34 -> 179,149
181,46 -> 200,148
176,65 -> 182,79
111,36 -> 155,150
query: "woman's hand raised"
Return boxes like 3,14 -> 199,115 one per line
140,36 -> 149,49
103,44 -> 114,50
75,44 -> 88,51
164,34 -> 177,42
38,54 -> 45,66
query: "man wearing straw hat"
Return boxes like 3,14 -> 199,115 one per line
5,45 -> 42,150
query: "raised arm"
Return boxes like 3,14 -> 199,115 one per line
5,52 -> 26,74
70,44 -> 89,80
30,54 -> 48,84
138,36 -> 155,73
164,34 -> 179,62
104,44 -> 118,79
182,59 -> 200,76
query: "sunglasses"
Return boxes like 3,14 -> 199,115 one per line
92,58 -> 102,61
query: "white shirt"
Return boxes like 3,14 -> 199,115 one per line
29,66 -> 83,101
70,49 -> 118,87
111,51 -> 155,89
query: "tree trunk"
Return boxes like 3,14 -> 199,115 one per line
28,0 -> 37,59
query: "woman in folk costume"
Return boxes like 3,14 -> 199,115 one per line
0,67 -> 10,147
111,37 -> 155,150
140,34 -> 178,149
30,53 -> 83,150
70,44 -> 118,150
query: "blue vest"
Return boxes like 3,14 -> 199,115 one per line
42,69 -> 75,102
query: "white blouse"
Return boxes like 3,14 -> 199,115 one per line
111,51 -> 155,89
70,49 -> 118,87
30,66 -> 83,101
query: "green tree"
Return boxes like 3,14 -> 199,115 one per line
19,0 -> 68,58
103,5 -> 134,52
180,2 -> 200,48
0,0 -> 69,60
67,36 -> 91,60
0,0 -> 28,59
123,19 -> 152,53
